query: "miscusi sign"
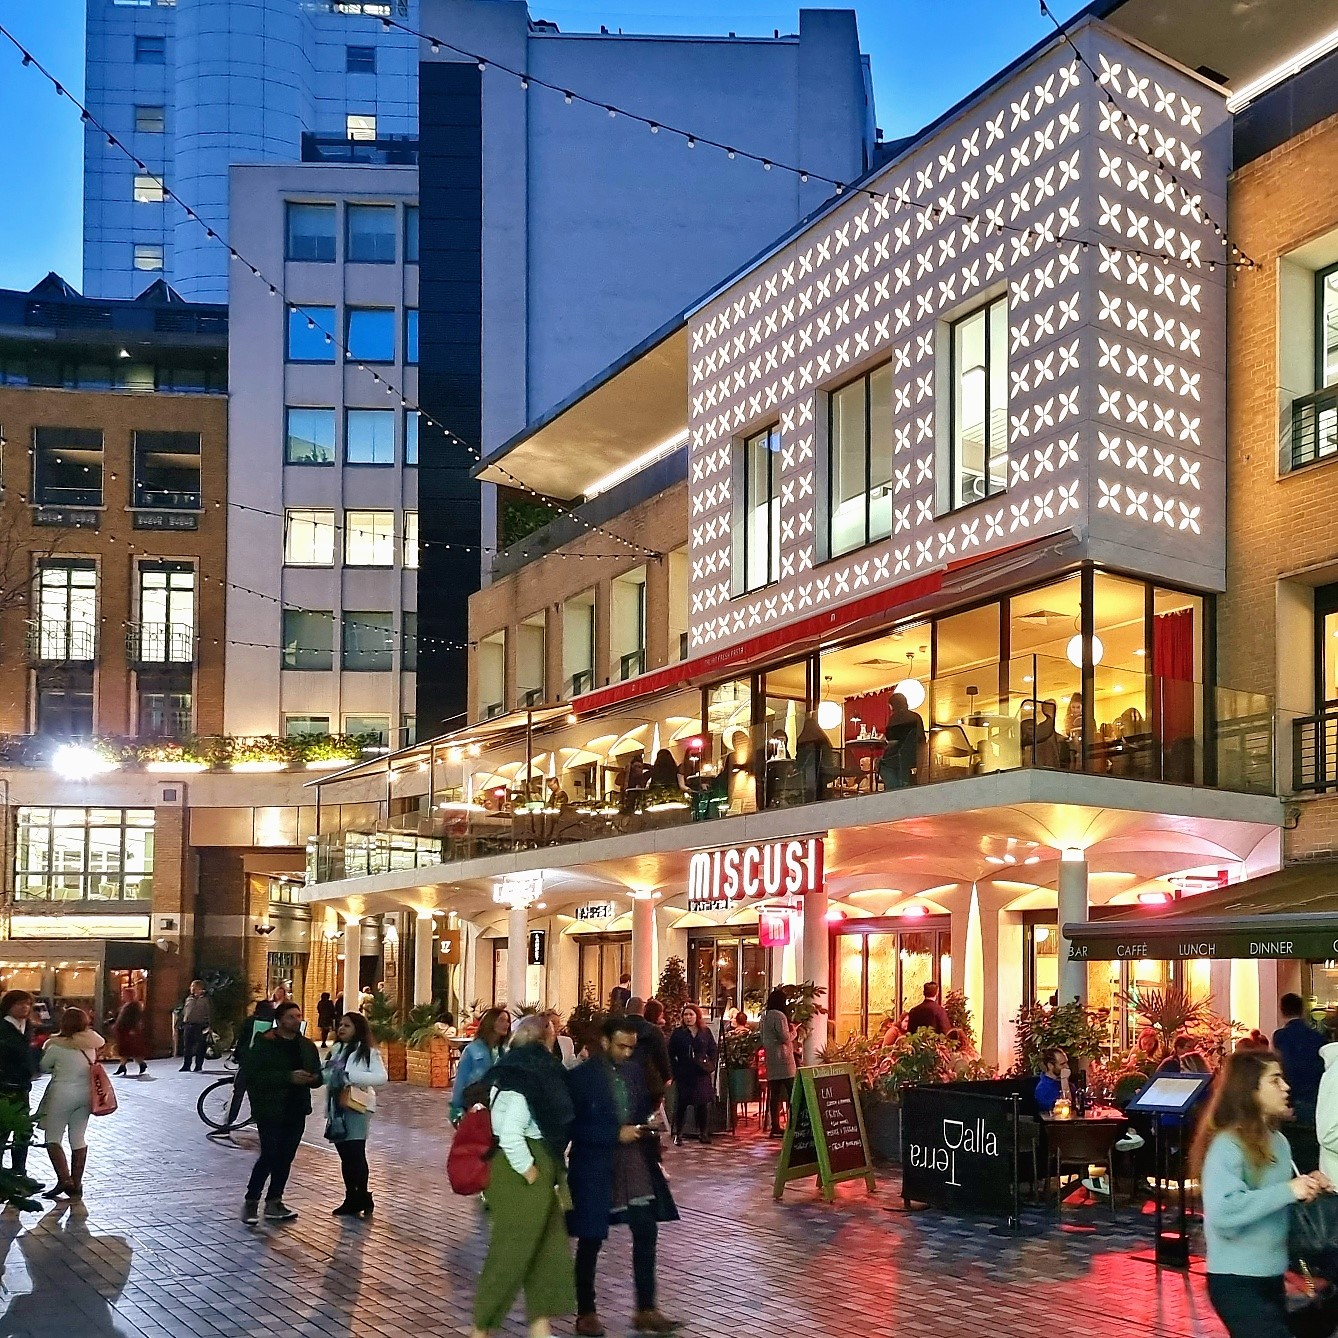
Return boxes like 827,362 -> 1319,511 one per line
687,836 -> 823,911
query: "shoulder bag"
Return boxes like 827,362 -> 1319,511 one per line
85,1051 -> 118,1117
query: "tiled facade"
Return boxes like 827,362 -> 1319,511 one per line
686,25 -> 1230,655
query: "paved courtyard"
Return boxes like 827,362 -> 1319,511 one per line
1,1063 -> 1231,1338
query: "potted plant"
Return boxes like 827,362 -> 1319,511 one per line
300,732 -> 376,771
365,991 -> 406,1081
721,1026 -> 760,1103
818,1033 -> 897,1158
1012,999 -> 1110,1077
405,1003 -> 452,1088
138,737 -> 217,772
654,957 -> 689,1032
223,734 -> 300,772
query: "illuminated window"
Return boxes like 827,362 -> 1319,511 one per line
133,175 -> 166,203
346,113 -> 377,142
133,243 -> 164,271
948,295 -> 1008,511
403,511 -> 418,568
827,363 -> 893,556
734,424 -> 780,594
283,509 -> 335,565
344,510 -> 394,566
14,808 -> 155,903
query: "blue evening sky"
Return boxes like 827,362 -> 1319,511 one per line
0,0 -> 1084,292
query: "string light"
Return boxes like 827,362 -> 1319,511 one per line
0,22 -> 662,562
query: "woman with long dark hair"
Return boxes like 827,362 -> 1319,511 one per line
760,988 -> 796,1138
452,1007 -> 512,1123
323,1011 -> 388,1217
668,1004 -> 717,1145
1192,1048 -> 1332,1337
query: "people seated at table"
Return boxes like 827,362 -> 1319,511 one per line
795,715 -> 840,802
647,749 -> 690,805
880,1015 -> 905,1047
1155,1033 -> 1201,1074
545,777 -> 570,810
878,692 -> 925,790
1021,699 -> 1068,769
1034,1047 -> 1072,1115
904,981 -> 951,1035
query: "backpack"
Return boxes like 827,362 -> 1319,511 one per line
447,1104 -> 496,1195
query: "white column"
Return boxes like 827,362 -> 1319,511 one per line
342,917 -> 361,1012
1058,850 -> 1089,1007
631,894 -> 656,999
507,903 -> 528,1007
801,884 -> 829,1065
414,912 -> 435,1006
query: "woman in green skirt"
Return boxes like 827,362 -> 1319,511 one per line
470,1014 -> 576,1338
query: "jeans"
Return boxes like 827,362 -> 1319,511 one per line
335,1139 -> 369,1200
575,1204 -> 658,1315
180,1023 -> 208,1070
245,1108 -> 307,1202
1205,1274 -> 1292,1338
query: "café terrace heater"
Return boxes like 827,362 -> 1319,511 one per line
1125,1071 -> 1214,1269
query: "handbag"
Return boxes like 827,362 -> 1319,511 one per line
1290,1161 -> 1338,1283
85,1052 -> 118,1117
338,1085 -> 375,1115
324,1108 -> 348,1142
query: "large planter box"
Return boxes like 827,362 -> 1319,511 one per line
865,1099 -> 901,1164
727,1066 -> 760,1103
379,1042 -> 408,1082
406,1040 -> 451,1088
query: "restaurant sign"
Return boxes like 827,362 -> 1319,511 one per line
1065,926 -> 1338,961
574,902 -> 617,922
900,1084 -> 1022,1219
686,836 -> 824,913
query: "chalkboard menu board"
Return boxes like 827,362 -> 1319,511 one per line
899,1084 -> 1021,1220
773,1064 -> 876,1202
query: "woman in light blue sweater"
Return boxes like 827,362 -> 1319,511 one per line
1193,1048 -> 1332,1337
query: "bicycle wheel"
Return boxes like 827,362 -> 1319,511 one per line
197,1077 -> 248,1131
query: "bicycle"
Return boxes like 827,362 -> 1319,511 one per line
197,1075 -> 253,1133
203,1030 -> 239,1072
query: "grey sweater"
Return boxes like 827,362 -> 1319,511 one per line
1201,1129 -> 1295,1277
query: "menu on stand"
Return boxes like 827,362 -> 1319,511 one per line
773,1064 -> 876,1203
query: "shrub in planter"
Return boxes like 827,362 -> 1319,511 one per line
405,1004 -> 452,1088
299,733 -> 377,768
1011,999 -> 1109,1076
722,1027 -> 761,1103
366,991 -> 406,1080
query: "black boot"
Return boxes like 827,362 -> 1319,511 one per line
358,1190 -> 374,1218
330,1198 -> 360,1217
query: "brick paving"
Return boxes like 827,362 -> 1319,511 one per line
0,1063 -> 1229,1337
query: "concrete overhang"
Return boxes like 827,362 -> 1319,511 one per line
299,769 -> 1283,923
474,322 -> 688,502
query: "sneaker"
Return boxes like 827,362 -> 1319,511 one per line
632,1312 -> 683,1334
264,1199 -> 298,1221
575,1315 -> 606,1337
1082,1175 -> 1111,1196
241,1200 -> 259,1225
1115,1129 -> 1145,1152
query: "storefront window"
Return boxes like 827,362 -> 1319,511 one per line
577,934 -> 631,1009
706,680 -> 755,814
1007,575 -> 1082,771
830,920 -> 949,1041
688,932 -> 767,1019
1024,918 -> 1060,1007
15,808 -> 154,902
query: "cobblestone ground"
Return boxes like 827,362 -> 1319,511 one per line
0,1063 -> 1228,1338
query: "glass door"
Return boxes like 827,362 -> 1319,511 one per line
576,934 -> 632,1009
830,920 -> 950,1040
688,932 -> 768,1020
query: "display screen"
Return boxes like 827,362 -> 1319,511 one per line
1127,1073 -> 1213,1113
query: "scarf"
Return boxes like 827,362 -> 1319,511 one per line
488,1041 -> 574,1157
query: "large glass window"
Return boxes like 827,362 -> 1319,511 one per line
37,676 -> 94,735
345,408 -> 395,465
136,562 -> 194,662
402,613 -> 418,673
287,306 -> 336,363
949,295 -> 1008,510
405,410 -> 419,464
284,714 -> 331,737
281,610 -> 334,671
344,510 -> 395,566
33,426 -> 103,507
345,308 -> 396,363
346,204 -> 397,263
344,715 -> 390,746
736,424 -> 780,593
134,105 -> 166,133
14,808 -> 154,903
133,243 -> 164,271
832,922 -> 948,1040
562,592 -> 594,698
517,614 -> 545,706
610,567 -> 647,681
346,113 -> 377,141
828,363 -> 893,557
1319,263 -> 1338,391
133,175 -> 166,203
405,309 -> 419,364
284,509 -> 335,565
405,206 -> 420,264
34,562 -> 97,661
138,689 -> 192,740
286,203 -> 336,262
285,407 -> 335,465
342,611 -> 393,671
133,430 -> 200,509
479,631 -> 506,717
403,511 -> 418,569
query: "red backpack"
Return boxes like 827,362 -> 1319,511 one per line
447,1105 -> 496,1195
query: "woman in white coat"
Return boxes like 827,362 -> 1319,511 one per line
1314,1038 -> 1338,1183
37,1007 -> 105,1199
322,1011 -> 388,1217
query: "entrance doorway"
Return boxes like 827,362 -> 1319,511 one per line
576,934 -> 632,1010
830,919 -> 950,1041
687,931 -> 769,1020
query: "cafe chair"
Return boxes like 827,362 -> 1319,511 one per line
1015,1116 -> 1044,1202
927,724 -> 980,781
1047,1122 -> 1120,1222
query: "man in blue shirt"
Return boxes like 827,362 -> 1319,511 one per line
1273,993 -> 1325,1125
1034,1047 -> 1070,1115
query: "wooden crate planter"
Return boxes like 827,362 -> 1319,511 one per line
379,1042 -> 408,1082
406,1039 -> 451,1088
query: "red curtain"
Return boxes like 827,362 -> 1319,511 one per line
1153,609 -> 1195,748
843,688 -> 894,740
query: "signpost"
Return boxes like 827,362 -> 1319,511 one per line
773,1064 -> 875,1202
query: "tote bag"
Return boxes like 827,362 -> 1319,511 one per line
85,1051 -> 118,1117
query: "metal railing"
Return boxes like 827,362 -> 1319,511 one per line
26,620 -> 97,663
126,622 -> 196,665
1294,708 -> 1338,792
1290,385 -> 1338,471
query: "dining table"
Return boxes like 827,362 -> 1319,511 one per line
1038,1106 -> 1128,1212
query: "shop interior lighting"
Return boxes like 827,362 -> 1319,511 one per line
894,650 -> 927,711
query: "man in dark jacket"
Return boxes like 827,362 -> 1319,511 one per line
624,998 -> 671,1108
0,990 -> 39,1191
240,1001 -> 322,1224
566,1016 -> 680,1336
904,982 -> 951,1035
1275,992 -> 1326,1171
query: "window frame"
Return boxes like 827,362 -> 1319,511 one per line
825,361 -> 894,558
401,612 -> 417,672
404,410 -> 419,465
133,34 -> 166,64
344,307 -> 396,365
345,44 -> 376,74
13,807 -> 155,904
283,509 -> 336,566
133,242 -> 165,272
286,306 -> 337,364
281,609 -> 335,671
345,204 -> 397,264
736,423 -> 781,595
346,113 -> 377,142
1316,261 -> 1338,393
343,509 -> 395,567
947,293 -> 1009,514
403,511 -> 418,569
134,104 -> 166,133
33,426 -> 104,508
136,560 -> 195,663
133,174 -> 166,204
34,560 -> 98,662
341,611 -> 394,672
132,430 -> 201,510
344,408 -> 396,466
405,308 -> 419,365
285,203 -> 337,263
405,205 -> 420,264
284,407 -> 336,466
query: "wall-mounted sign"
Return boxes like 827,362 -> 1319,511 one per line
133,510 -> 199,531
687,836 -> 823,912
437,928 -> 462,963
527,929 -> 547,967
494,873 -> 542,908
759,908 -> 793,949
575,902 -> 617,922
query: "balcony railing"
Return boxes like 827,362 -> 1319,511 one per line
26,620 -> 97,664
1293,708 -> 1338,792
1290,385 -> 1338,471
126,622 -> 196,666
307,654 -> 1277,884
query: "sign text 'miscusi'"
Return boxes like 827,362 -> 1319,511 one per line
688,836 -> 824,908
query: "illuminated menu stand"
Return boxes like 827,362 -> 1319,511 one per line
773,1064 -> 876,1203
1125,1072 -> 1214,1269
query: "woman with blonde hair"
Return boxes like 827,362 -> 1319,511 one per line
1192,1047 -> 1332,1337
37,1007 -> 106,1199
469,1013 -> 574,1338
